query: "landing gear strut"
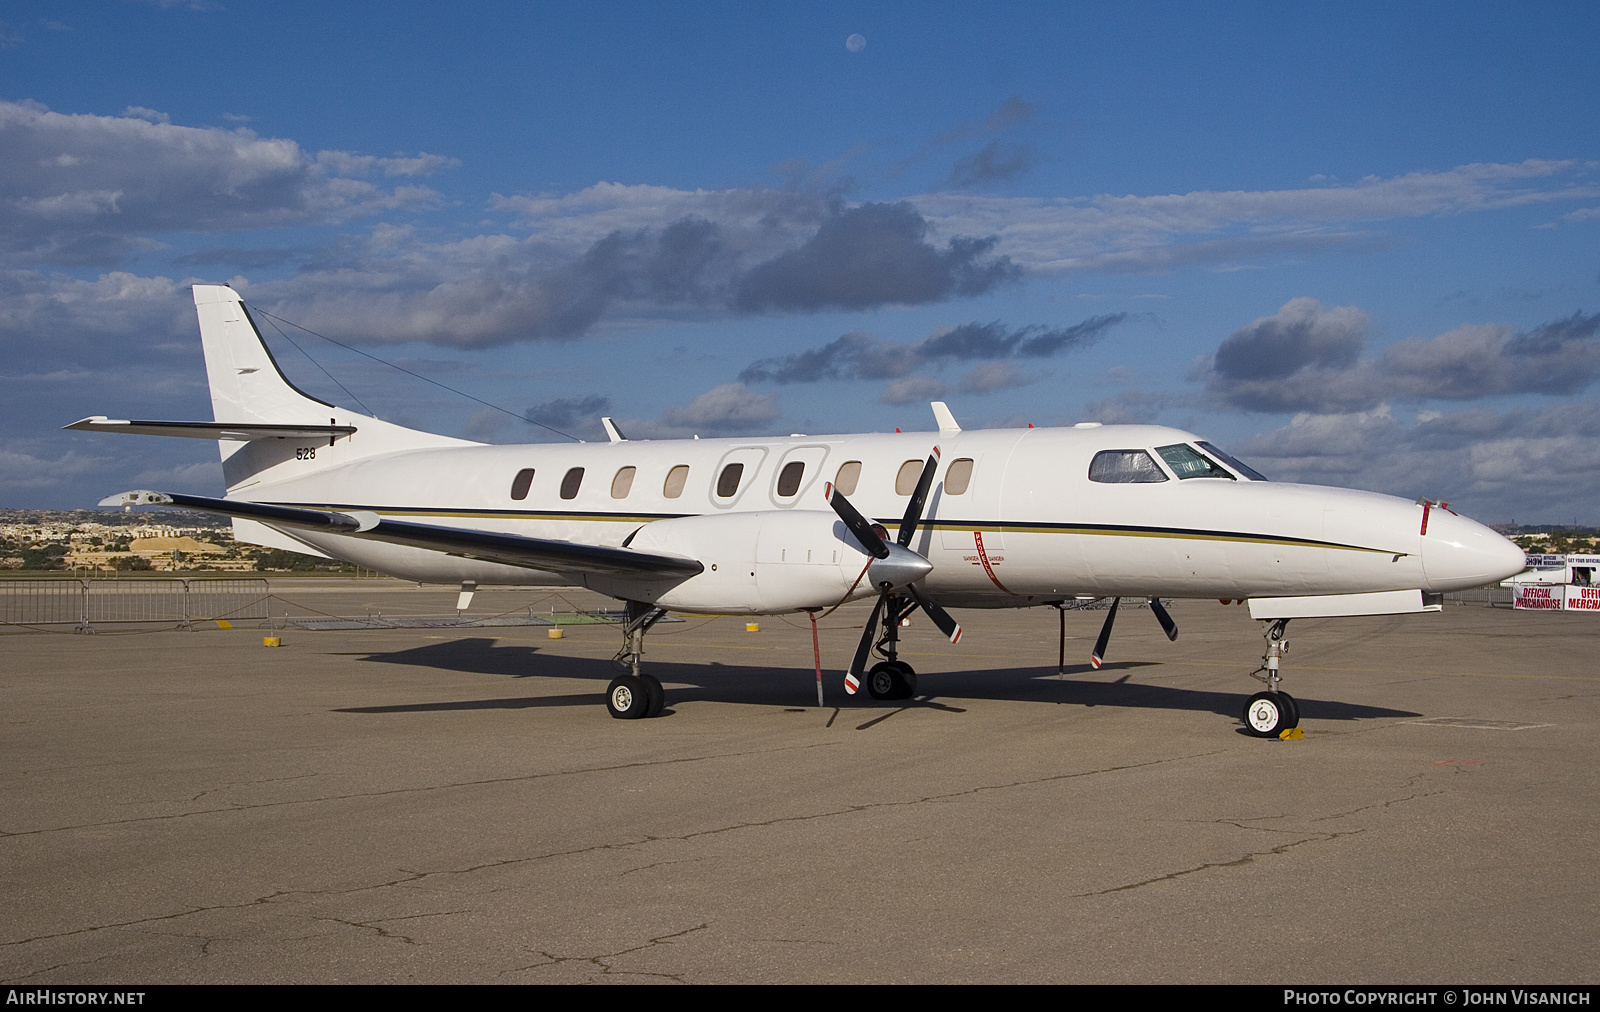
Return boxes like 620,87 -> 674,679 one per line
1242,618 -> 1299,737
607,600 -> 668,719
866,593 -> 918,700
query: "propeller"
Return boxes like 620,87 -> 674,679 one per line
826,448 -> 961,692
1149,597 -> 1179,641
1089,596 -> 1178,669
1090,597 -> 1120,669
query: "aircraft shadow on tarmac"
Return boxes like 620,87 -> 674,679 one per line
333,636 -> 1418,724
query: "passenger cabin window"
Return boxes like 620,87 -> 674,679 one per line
834,460 -> 862,496
510,468 -> 535,501
611,466 -> 636,499
776,461 -> 805,497
895,460 -> 924,495
560,467 -> 585,499
1156,443 -> 1234,480
1197,441 -> 1268,481
1088,450 -> 1168,484
945,458 -> 974,495
716,462 -> 744,498
663,464 -> 689,498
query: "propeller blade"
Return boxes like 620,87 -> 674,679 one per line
1149,597 -> 1178,641
1090,597 -> 1120,669
897,447 -> 941,547
907,583 -> 962,644
847,593 -> 887,689
825,482 -> 890,559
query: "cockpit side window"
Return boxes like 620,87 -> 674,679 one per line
1197,441 -> 1269,481
1088,450 -> 1168,483
1156,443 -> 1234,480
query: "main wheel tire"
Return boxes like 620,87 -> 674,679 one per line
1276,690 -> 1300,730
641,673 -> 666,718
866,661 -> 899,700
888,661 -> 917,699
1242,690 -> 1290,737
607,675 -> 650,719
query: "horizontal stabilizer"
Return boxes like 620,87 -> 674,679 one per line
98,490 -> 704,579
1248,589 -> 1443,620
66,417 -> 357,441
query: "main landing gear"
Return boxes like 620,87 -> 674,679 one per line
606,600 -> 668,719
864,594 -> 919,700
1242,618 -> 1300,737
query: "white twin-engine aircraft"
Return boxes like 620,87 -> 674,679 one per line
76,284 -> 1526,734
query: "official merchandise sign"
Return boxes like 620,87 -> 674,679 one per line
1564,584 -> 1600,611
1510,554 -> 1600,611
1513,584 -> 1564,610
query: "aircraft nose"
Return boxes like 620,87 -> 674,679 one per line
1420,510 -> 1527,592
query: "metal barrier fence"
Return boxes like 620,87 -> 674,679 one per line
1443,586 -> 1514,607
0,578 -> 271,631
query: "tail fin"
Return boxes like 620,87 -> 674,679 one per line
194,284 -> 342,425
191,285 -> 473,492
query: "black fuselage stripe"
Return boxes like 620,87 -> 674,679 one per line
266,502 -> 1397,555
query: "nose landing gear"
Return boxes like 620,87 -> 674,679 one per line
1242,618 -> 1300,737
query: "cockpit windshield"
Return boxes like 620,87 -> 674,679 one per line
1196,441 -> 1269,481
1156,443 -> 1235,480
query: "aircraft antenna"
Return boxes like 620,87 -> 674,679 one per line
246,304 -> 582,442
255,312 -> 376,416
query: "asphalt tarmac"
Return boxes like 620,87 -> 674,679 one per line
2,580 -> 1596,984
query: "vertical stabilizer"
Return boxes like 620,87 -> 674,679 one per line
194,284 -> 335,425
189,284 -> 474,494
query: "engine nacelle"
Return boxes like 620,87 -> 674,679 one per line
585,510 -> 875,613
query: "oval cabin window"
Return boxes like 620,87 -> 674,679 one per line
611,466 -> 636,499
776,461 -> 805,497
510,468 -> 535,501
944,458 -> 974,495
895,460 -> 924,495
663,464 -> 690,498
560,467 -> 585,500
716,462 -> 744,498
834,460 -> 862,496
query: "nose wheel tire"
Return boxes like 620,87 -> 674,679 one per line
1276,690 -> 1299,729
1242,690 -> 1299,737
866,661 -> 917,700
607,675 -> 651,719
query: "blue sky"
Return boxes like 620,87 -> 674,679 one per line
2,1 -> 1598,522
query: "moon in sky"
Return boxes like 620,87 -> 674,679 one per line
845,33 -> 866,52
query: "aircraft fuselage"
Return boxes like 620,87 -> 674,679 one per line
237,423 -> 1521,614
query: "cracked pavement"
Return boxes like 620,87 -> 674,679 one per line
2,583 -> 1596,983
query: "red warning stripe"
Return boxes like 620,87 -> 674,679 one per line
973,530 -> 1012,593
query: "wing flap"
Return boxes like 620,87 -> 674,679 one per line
98,490 -> 704,579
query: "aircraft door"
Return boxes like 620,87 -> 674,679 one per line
938,453 -> 1003,551
768,445 -> 831,508
708,446 -> 769,509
